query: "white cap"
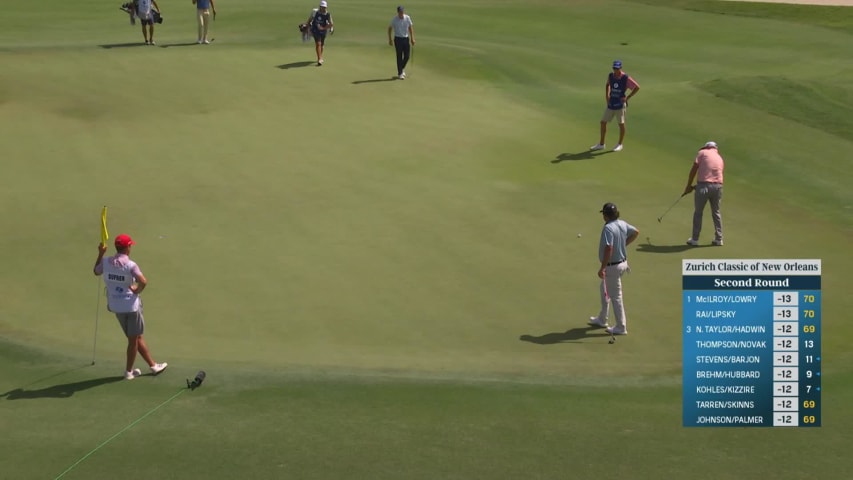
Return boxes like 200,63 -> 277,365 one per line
702,141 -> 717,149
319,1 -> 327,7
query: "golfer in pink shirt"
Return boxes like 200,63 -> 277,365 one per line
684,142 -> 725,246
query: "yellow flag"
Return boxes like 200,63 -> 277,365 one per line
100,206 -> 109,245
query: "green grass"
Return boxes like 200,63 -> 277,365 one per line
1,0 -> 852,478
628,0 -> 853,34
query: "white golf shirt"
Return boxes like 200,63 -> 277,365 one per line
390,14 -> 413,38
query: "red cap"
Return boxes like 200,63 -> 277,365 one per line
115,234 -> 135,249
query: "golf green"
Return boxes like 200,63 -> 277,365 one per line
1,0 -> 851,478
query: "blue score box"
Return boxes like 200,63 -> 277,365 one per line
682,259 -> 821,427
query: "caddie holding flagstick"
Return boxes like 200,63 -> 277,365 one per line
587,203 -> 638,337
93,232 -> 168,380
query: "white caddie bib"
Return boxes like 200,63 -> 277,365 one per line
102,257 -> 141,313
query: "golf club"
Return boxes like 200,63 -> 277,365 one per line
657,192 -> 688,223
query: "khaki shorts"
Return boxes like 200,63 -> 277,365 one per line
601,106 -> 626,124
116,309 -> 145,337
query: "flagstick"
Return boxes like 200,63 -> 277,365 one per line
92,282 -> 101,365
94,205 -> 109,365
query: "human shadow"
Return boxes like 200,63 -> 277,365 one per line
10,365 -> 90,392
99,42 -> 147,49
160,42 -> 203,48
520,326 -> 611,345
551,150 -> 614,163
636,241 -> 713,254
351,77 -> 398,85
277,61 -> 315,69
2,376 -> 123,400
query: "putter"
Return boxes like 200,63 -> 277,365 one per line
657,192 -> 688,223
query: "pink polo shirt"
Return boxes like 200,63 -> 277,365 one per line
695,148 -> 724,184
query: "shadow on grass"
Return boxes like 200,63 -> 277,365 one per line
2,376 -> 122,400
277,61 -> 315,69
520,326 -> 611,344
351,77 -> 398,85
99,42 -> 147,49
160,42 -> 203,48
636,241 -> 713,254
551,150 -> 613,163
9,365 -> 90,392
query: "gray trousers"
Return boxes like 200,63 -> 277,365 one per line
692,182 -> 723,242
598,261 -> 630,329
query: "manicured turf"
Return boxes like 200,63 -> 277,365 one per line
1,1 -> 851,478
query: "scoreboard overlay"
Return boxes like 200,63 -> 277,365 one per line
682,259 -> 821,427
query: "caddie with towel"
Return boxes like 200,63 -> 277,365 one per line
192,0 -> 216,44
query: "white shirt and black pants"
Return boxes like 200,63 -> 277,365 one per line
389,13 -> 413,78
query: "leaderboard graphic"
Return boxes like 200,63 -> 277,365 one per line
682,259 -> 821,427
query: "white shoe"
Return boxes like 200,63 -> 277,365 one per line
606,325 -> 628,336
400,71 -> 406,79
197,40 -> 203,44
686,238 -> 699,246
202,39 -> 210,44
587,316 -> 608,328
613,144 -> 623,152
712,239 -> 724,246
590,144 -> 605,151
318,58 -> 324,66
124,368 -> 142,380
150,362 -> 168,375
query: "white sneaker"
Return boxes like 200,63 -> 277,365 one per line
587,316 -> 608,328
712,239 -> 724,246
202,40 -> 210,45
318,58 -> 324,66
606,325 -> 628,336
150,362 -> 168,375
124,368 -> 142,380
613,144 -> 623,152
686,238 -> 699,246
590,144 -> 605,151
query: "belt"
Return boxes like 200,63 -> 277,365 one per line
607,260 -> 625,266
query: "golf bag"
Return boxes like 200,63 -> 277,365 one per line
120,2 -> 136,24
301,8 -> 333,43
119,1 -> 163,25
299,23 -> 310,43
